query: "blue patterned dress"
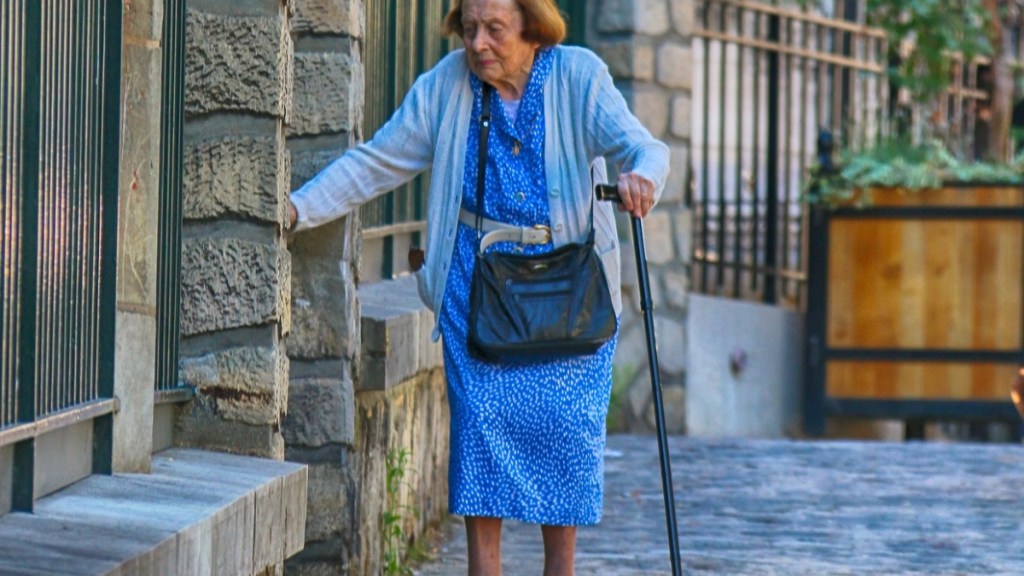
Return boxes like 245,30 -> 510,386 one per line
439,48 -> 618,526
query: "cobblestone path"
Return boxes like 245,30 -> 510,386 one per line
415,434 -> 1024,575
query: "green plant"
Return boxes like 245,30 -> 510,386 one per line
383,448 -> 416,576
607,363 -> 638,432
804,139 -> 1024,206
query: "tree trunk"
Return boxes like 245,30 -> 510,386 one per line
984,0 -> 1013,162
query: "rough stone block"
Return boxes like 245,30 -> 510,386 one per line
674,208 -> 692,265
664,269 -> 689,311
283,378 -> 355,447
185,8 -> 293,117
657,42 -> 693,89
631,87 -> 670,138
179,344 -> 289,425
598,0 -> 670,36
181,237 -> 290,335
287,218 -> 359,360
177,404 -> 286,459
292,0 -> 364,37
359,306 -> 419,391
289,146 -> 347,191
670,0 -> 695,36
661,144 -> 689,205
642,211 -> 674,264
302,460 -> 355,542
184,135 -> 287,225
118,42 -> 162,307
595,40 -> 654,81
113,311 -> 156,473
671,94 -> 692,139
655,315 -> 686,374
288,46 -> 363,137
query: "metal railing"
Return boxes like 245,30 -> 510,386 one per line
156,0 -> 187,397
690,0 -> 988,309
359,0 -> 586,280
0,0 -> 122,510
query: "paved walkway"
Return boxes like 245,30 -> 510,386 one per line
416,434 -> 1024,575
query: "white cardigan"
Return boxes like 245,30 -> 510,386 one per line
291,46 -> 670,340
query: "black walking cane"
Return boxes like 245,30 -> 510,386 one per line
596,184 -> 683,576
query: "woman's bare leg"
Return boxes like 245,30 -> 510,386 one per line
540,525 -> 577,576
465,516 -> 503,576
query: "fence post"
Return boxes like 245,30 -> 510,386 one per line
763,11 -> 781,304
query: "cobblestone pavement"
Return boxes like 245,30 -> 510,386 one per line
415,434 -> 1024,575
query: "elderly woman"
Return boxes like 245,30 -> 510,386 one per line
289,0 -> 669,573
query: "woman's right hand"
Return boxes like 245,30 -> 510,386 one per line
288,201 -> 298,231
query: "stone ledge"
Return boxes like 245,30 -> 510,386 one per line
357,276 -> 443,391
0,449 -> 307,575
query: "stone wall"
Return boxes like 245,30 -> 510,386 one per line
178,0 -> 294,459
589,0 -> 695,434
277,1 -> 450,574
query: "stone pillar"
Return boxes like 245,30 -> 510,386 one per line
281,0 -> 365,573
112,0 -> 164,473
178,0 -> 294,459
590,0 -> 694,433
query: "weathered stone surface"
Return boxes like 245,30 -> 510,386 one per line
283,378 -> 355,447
180,237 -> 290,335
671,93 -> 692,139
644,383 -> 686,433
597,0 -> 671,36
664,269 -> 689,310
292,0 -> 364,37
288,217 -> 358,360
642,210 -> 674,264
123,0 -> 161,40
288,47 -> 363,137
289,146 -> 347,190
594,40 -> 654,81
630,86 -> 670,138
179,345 -> 288,425
655,315 -> 686,374
657,42 -> 693,89
184,135 -> 287,224
351,369 -> 449,576
301,460 -> 356,543
662,144 -> 689,204
670,0 -> 695,36
674,208 -> 693,265
636,0 -> 672,35
185,8 -> 293,117
177,395 -> 286,458
118,43 -> 162,306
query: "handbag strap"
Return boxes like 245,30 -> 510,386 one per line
474,84 -> 492,240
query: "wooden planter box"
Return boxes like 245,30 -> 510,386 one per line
803,185 -> 1024,435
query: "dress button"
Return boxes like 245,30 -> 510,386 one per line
515,191 -> 526,202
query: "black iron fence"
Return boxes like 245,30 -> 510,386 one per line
690,0 -> 988,309
0,0 -> 122,510
156,0 -> 187,396
359,0 -> 587,280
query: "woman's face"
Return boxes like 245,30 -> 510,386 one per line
461,0 -> 539,95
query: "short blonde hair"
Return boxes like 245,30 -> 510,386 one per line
443,0 -> 567,48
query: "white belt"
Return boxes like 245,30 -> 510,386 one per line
459,208 -> 551,254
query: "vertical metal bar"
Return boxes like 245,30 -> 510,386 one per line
14,0 -> 43,512
732,7 -> 744,298
699,0 -> 712,293
381,0 -> 398,278
158,0 -> 185,392
803,205 -> 828,435
749,8 -> 762,295
715,3 -> 728,292
763,7 -> 780,305
781,16 -> 793,304
93,0 -> 121,473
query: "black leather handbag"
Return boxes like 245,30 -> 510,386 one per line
467,86 -> 616,363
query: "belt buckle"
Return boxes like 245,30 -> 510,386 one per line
533,224 -> 552,244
